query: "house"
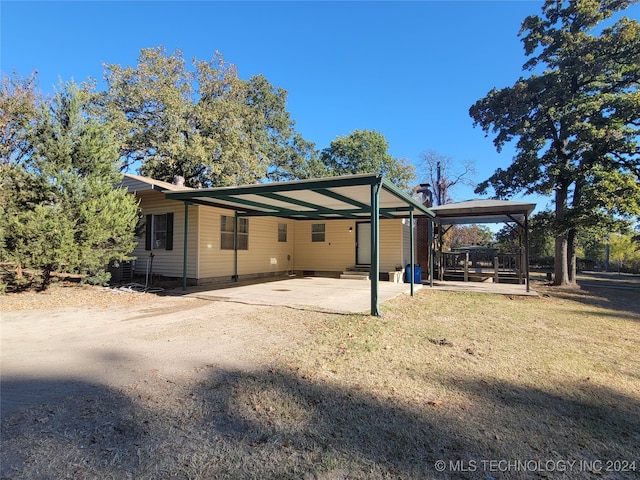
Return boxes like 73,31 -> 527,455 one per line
122,173 -> 435,292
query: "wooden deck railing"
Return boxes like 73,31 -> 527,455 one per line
438,250 -> 523,283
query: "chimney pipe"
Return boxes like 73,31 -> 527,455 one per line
173,175 -> 185,187
417,183 -> 433,207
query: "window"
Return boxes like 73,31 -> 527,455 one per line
220,215 -> 234,250
221,215 -> 249,250
238,218 -> 249,250
311,223 -> 325,242
154,214 -> 167,249
278,223 -> 287,242
145,213 -> 174,250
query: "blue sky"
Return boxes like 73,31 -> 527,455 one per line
3,1 -> 637,213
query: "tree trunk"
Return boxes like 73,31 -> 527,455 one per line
554,236 -> 570,285
553,183 -> 570,285
567,174 -> 583,285
39,266 -> 52,291
567,227 -> 578,284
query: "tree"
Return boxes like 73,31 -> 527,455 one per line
98,46 -> 306,187
608,232 -> 640,273
496,210 -> 555,258
469,0 -> 640,286
266,133 -> 326,181
0,71 -> 40,165
416,150 -> 476,206
320,129 -> 415,191
448,224 -> 494,250
1,72 -> 43,279
2,82 -> 139,289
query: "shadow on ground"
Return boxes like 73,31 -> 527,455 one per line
532,272 -> 640,320
3,366 -> 639,479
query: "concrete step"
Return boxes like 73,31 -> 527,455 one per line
340,273 -> 370,280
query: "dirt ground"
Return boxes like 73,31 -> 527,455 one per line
1,285 -> 307,421
1,275 -> 638,479
0,272 -> 612,421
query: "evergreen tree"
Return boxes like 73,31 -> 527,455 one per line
2,81 -> 139,289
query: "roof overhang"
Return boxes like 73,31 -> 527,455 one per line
165,174 -> 435,220
122,173 -> 192,193
430,199 -> 536,226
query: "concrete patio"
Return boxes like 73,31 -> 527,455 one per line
173,275 -> 538,315
180,276 -> 421,314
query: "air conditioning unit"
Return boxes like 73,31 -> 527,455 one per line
109,260 -> 136,284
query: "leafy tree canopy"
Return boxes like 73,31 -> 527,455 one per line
447,225 -> 494,250
90,48 -> 414,189
469,0 -> 640,284
97,46 -> 310,187
320,129 -> 415,191
495,210 -> 556,258
608,232 -> 640,272
0,71 -> 41,165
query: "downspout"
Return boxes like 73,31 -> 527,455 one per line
370,178 -> 381,316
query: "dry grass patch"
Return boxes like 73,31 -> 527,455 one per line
0,282 -> 152,311
2,277 -> 639,479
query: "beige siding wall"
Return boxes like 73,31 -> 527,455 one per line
239,216 -> 295,276
131,191 -> 198,279
293,219 -> 405,273
293,220 -> 355,272
379,220 -> 405,273
197,207 -> 295,280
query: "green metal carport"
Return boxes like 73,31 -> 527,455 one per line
165,174 -> 435,316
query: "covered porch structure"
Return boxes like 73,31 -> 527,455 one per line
166,174 -> 435,316
429,199 -> 536,293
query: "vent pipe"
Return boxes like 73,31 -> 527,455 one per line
173,175 -> 185,187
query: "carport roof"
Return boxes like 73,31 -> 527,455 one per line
430,199 -> 536,225
165,174 -> 435,220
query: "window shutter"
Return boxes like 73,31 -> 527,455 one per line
145,214 -> 152,250
165,212 -> 174,250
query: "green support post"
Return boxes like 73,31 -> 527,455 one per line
428,219 -> 434,287
182,202 -> 189,291
370,178 -> 381,316
234,213 -> 238,282
409,208 -> 415,297
524,212 -> 530,292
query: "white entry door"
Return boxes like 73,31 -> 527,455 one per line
356,222 -> 371,265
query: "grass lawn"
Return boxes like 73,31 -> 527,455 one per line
2,274 -> 639,479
